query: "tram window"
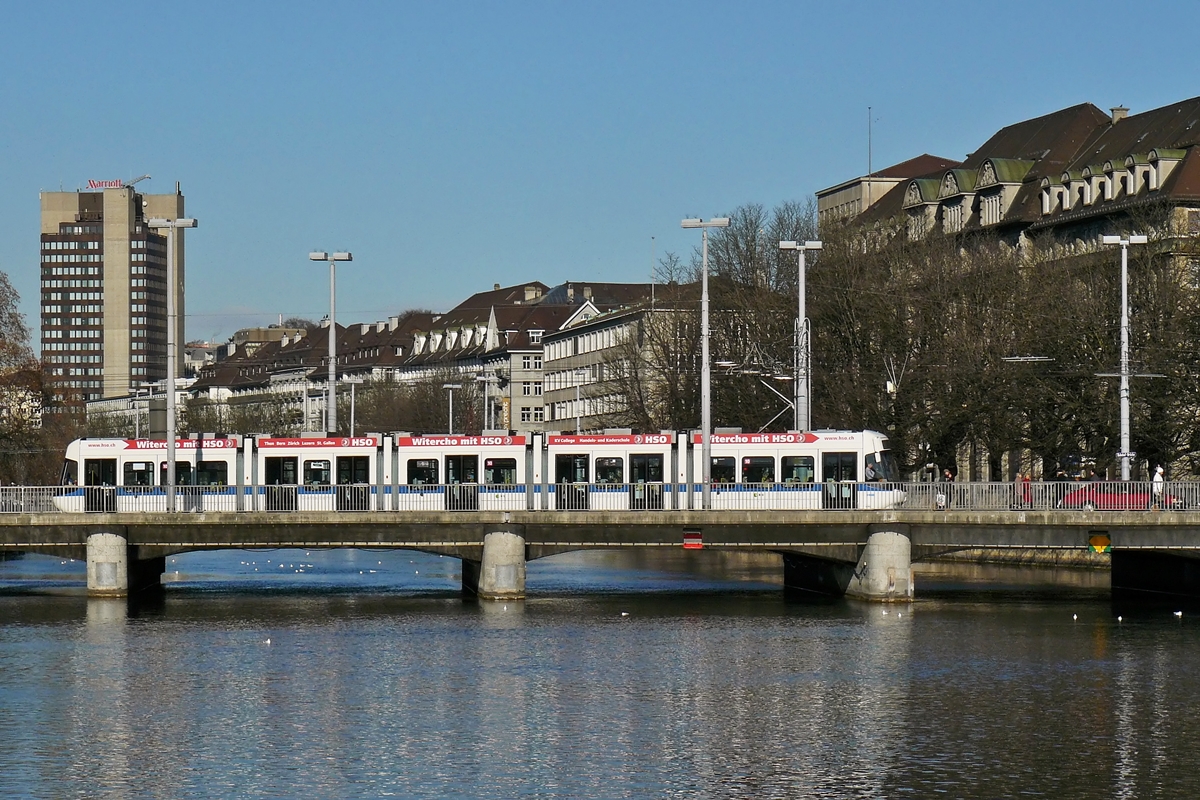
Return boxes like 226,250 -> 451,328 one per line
196,461 -> 229,486
822,452 -> 857,482
265,457 -> 297,485
337,456 -> 370,485
61,459 -> 78,485
742,456 -> 775,484
711,457 -> 736,484
782,456 -> 815,483
555,454 -> 589,483
408,459 -> 439,485
123,462 -> 154,486
445,455 -> 478,484
304,460 -> 331,486
85,459 -> 117,487
485,458 -> 518,485
160,461 -> 193,485
595,457 -> 624,484
631,453 -> 663,483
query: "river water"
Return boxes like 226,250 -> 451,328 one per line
1,549 -> 1196,799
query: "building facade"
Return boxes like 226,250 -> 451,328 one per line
40,182 -> 186,403
816,96 -> 1200,480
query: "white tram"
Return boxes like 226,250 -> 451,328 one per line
250,436 -> 382,511
392,434 -> 532,511
53,428 -> 905,513
689,430 -> 904,510
545,433 -> 677,510
56,436 -> 241,512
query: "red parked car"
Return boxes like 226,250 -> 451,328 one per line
1058,482 -> 1184,511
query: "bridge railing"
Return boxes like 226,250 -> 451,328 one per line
1,481 -> 1194,514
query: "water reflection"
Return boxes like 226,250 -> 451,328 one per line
4,553 -> 1200,797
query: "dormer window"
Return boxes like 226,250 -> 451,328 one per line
529,330 -> 543,344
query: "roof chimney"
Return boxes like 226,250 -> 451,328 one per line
360,323 -> 369,335
494,283 -> 501,291
388,315 -> 399,331
524,285 -> 539,302
1111,106 -> 1129,124
583,286 -> 592,300
567,284 -> 575,301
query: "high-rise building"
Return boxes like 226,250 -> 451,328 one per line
40,182 -> 186,403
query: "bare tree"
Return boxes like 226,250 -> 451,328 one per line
0,271 -> 32,371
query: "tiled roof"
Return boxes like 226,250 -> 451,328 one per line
855,98 -> 1200,230
191,281 -> 657,392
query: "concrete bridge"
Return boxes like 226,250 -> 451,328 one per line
4,505 -> 1199,602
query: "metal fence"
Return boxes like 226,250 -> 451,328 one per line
0,481 -> 1193,514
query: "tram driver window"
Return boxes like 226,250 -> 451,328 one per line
711,457 -> 736,484
304,460 -> 331,486
742,457 -> 775,484
408,459 -> 439,486
782,456 -> 815,483
484,458 -> 518,485
595,457 -> 624,484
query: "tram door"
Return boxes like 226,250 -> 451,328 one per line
264,456 -> 298,511
445,455 -> 479,511
336,456 -> 371,511
555,454 -> 589,510
822,452 -> 858,510
630,453 -> 664,510
83,458 -> 117,512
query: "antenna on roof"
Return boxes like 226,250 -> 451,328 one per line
651,236 -> 655,310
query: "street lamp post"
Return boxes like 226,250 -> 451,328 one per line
1102,234 -> 1148,480
682,216 -> 730,510
309,251 -> 353,433
148,216 -> 197,513
779,240 -> 822,431
443,383 -> 462,434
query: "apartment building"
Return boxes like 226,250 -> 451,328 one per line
40,181 -> 186,402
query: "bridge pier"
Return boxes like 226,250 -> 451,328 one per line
845,526 -> 913,602
462,525 -> 526,601
782,525 -> 912,601
86,532 -> 164,598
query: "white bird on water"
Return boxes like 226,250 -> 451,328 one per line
1073,614 -> 1078,621
1175,611 -> 1183,618
264,638 -> 271,645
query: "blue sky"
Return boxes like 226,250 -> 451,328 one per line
2,1 -> 1198,342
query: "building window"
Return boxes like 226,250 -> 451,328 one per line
529,330 -> 543,344
521,381 -> 542,396
521,355 -> 542,370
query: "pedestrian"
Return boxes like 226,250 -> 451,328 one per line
1022,472 -> 1032,507
942,468 -> 955,509
1152,465 -> 1165,510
